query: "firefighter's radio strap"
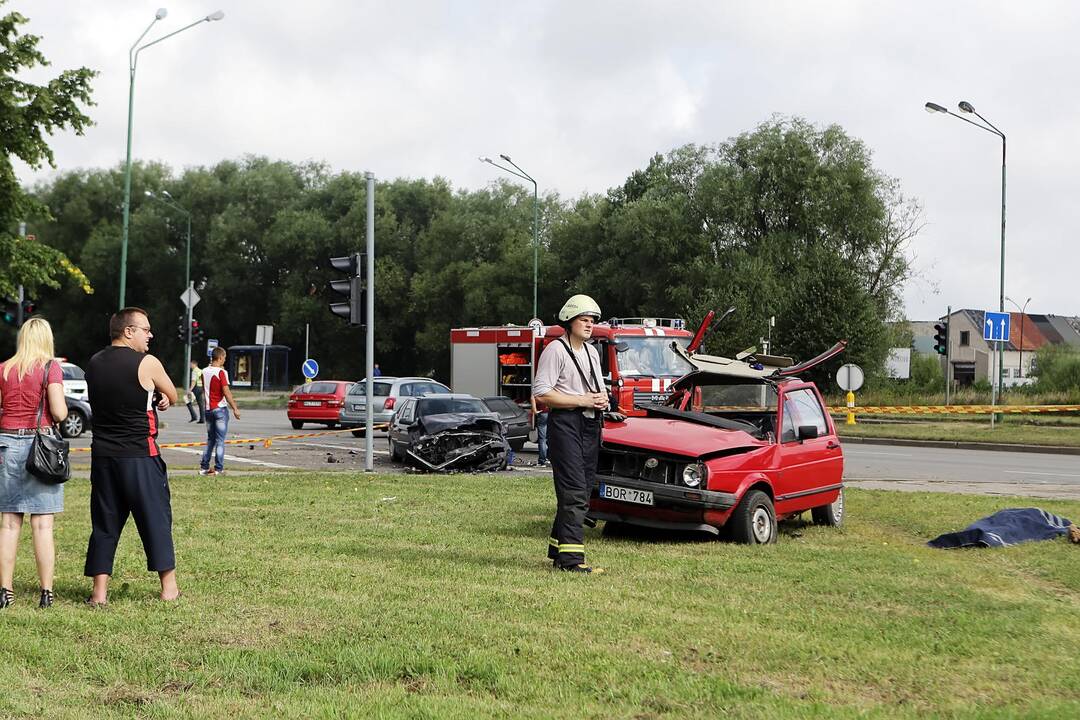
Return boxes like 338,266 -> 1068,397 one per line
558,337 -> 606,421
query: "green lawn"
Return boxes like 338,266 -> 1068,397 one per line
3,474 -> 1080,718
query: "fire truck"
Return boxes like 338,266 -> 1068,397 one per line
449,318 -> 695,417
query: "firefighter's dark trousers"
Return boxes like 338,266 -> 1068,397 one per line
546,408 -> 601,568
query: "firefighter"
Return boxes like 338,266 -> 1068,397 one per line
532,294 -> 623,573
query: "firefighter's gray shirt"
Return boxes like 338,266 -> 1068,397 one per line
532,338 -> 603,418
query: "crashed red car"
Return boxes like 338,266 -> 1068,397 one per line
591,312 -> 846,544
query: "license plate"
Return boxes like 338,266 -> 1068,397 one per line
352,403 -> 363,411
303,401 -> 322,407
599,483 -> 654,506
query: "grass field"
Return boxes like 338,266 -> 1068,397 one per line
3,473 -> 1080,718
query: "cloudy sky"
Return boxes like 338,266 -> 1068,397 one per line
13,0 -> 1079,320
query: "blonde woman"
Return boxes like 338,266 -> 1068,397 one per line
0,318 -> 68,609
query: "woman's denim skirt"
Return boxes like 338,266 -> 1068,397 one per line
0,433 -> 64,514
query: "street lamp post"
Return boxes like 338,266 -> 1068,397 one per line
120,8 -> 224,310
145,189 -> 192,381
925,99 -> 1007,419
1006,295 -> 1031,378
479,155 -> 539,320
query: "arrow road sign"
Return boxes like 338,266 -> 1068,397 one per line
302,358 -> 319,379
983,311 -> 1010,342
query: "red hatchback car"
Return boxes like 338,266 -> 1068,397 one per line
590,318 -> 846,545
287,380 -> 354,429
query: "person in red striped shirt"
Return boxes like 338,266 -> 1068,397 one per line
199,347 -> 240,476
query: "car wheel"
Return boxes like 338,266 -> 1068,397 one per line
811,487 -> 844,527
61,409 -> 86,439
389,438 -> 403,462
291,420 -> 303,430
728,490 -> 777,545
509,438 -> 526,452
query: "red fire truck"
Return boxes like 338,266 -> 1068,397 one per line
450,318 -> 695,417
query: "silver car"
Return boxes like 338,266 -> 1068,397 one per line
339,376 -> 451,436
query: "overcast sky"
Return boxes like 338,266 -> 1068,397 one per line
13,0 -> 1080,320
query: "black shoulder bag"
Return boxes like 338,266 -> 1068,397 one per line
24,360 -> 70,484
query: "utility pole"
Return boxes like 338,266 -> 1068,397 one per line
364,172 -> 376,473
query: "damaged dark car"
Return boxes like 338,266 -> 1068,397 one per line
387,394 -> 509,472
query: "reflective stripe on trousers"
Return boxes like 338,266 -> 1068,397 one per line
546,409 -> 601,567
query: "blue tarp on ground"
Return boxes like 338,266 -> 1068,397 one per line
928,508 -> 1073,549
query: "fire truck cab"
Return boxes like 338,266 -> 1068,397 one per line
450,318 -> 694,417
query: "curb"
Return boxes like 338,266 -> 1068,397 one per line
838,436 -> 1080,456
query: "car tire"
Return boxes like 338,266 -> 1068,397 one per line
291,420 -> 303,430
811,488 -> 844,527
509,438 -> 526,452
728,489 -> 777,545
61,409 -> 86,439
389,438 -> 403,462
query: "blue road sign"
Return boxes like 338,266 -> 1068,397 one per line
983,311 -> 1011,342
207,338 -> 219,358
302,358 -> 319,379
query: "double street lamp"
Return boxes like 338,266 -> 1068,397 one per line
925,99 -> 1007,415
1005,295 -> 1031,378
479,154 -> 539,321
145,190 -> 193,380
119,7 -> 224,310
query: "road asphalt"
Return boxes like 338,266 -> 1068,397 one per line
64,408 -> 1080,500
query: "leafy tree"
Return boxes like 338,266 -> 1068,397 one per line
1031,345 -> 1080,392
0,2 -> 95,300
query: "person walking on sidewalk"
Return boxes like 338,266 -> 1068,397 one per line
186,360 -> 205,423
533,294 -> 623,574
84,307 -> 180,605
0,318 -> 69,609
200,347 -> 240,476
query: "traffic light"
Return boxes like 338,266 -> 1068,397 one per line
191,319 -> 205,344
328,252 -> 365,326
2,299 -> 16,326
177,315 -> 188,342
20,298 -> 35,319
933,322 -> 948,355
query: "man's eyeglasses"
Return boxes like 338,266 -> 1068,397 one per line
127,325 -> 153,334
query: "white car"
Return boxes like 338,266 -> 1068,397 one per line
59,361 -> 87,399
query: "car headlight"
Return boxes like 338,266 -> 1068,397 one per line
682,462 -> 705,488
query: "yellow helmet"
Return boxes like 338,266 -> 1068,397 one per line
557,294 -> 602,322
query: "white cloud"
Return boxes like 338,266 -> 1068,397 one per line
13,0 -> 1080,319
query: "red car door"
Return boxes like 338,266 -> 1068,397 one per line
774,385 -> 843,515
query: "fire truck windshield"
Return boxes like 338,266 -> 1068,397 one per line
617,337 -> 692,378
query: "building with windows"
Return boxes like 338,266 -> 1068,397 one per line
912,310 -> 1080,387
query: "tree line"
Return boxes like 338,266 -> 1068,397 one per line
6,116 -> 919,388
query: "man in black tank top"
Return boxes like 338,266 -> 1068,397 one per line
84,307 -> 180,605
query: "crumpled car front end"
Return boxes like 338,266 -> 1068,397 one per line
404,413 -> 508,472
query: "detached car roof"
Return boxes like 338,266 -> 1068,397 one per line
669,338 -> 847,390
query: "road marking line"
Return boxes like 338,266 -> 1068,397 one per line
165,447 -> 295,469
1004,470 -> 1080,479
280,440 -> 382,451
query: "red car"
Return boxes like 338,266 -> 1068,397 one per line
287,380 -> 354,429
591,316 -> 846,544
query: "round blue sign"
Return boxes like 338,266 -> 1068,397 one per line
302,358 -> 319,379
